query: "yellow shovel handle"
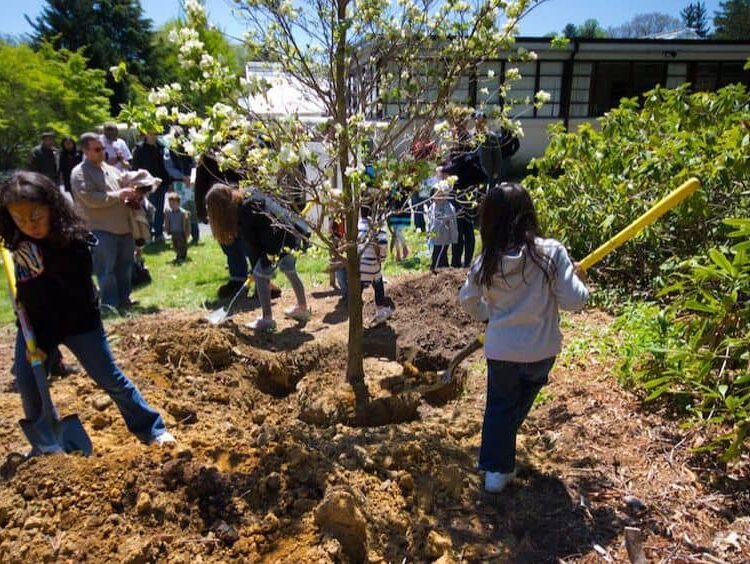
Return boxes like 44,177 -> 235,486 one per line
579,177 -> 700,271
1,247 -> 16,298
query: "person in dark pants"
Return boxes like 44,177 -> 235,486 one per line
28,132 -> 58,184
459,183 -> 589,494
439,151 -> 486,268
132,132 -> 171,241
58,137 -> 82,193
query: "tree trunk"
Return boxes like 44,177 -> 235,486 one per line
334,0 -> 366,388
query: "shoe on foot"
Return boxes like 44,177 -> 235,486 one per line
152,431 -> 176,447
284,306 -> 311,323
247,317 -> 277,333
484,470 -> 516,493
217,279 -> 244,299
372,306 -> 393,325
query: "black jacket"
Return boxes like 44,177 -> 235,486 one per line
29,145 -> 58,182
238,197 -> 300,268
14,235 -> 101,352
58,149 -> 82,192
132,141 -> 170,191
194,155 -> 243,222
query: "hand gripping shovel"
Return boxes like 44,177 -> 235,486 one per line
408,177 -> 701,395
1,247 -> 92,456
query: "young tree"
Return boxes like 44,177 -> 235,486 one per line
681,1 -> 710,37
26,0 -> 163,113
0,42 -> 112,169
713,0 -> 750,39
123,0 -> 546,394
562,23 -> 578,38
607,12 -> 682,38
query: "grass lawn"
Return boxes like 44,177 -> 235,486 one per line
0,227 -> 438,326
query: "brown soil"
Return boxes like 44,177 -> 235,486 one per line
0,270 -> 748,563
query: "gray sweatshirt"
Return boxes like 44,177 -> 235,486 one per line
459,238 -> 589,362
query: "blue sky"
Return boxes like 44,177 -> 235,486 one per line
1,0 -> 723,40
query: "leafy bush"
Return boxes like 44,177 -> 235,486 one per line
613,219 -> 750,458
525,84 -> 750,296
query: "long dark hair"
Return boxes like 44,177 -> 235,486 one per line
0,171 -> 89,250
475,182 -> 555,288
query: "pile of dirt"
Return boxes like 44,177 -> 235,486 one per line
0,272 -> 748,563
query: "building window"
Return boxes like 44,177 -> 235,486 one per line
476,62 -> 503,106
536,62 -> 563,118
569,62 -> 591,118
694,62 -> 719,91
666,63 -> 688,89
506,62 -> 537,119
718,62 -> 750,88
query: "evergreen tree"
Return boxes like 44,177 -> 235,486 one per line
562,23 -> 578,38
26,0 -> 164,113
713,0 -> 750,39
681,2 -> 710,37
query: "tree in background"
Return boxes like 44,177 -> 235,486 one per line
607,12 -> 682,38
713,0 -> 750,39
0,41 -> 112,169
572,19 -> 608,38
26,0 -> 164,114
681,2 -> 710,37
562,23 -> 578,38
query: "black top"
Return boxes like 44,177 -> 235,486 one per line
238,197 -> 300,268
132,141 -> 171,190
194,155 -> 243,222
29,144 -> 58,183
442,150 -> 488,218
14,235 -> 101,352
58,149 -> 82,192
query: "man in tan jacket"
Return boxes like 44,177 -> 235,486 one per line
71,132 -> 139,311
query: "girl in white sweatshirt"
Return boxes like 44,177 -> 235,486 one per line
459,182 -> 589,493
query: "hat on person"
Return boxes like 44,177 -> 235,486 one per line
41,131 -> 56,139
103,121 -> 118,131
120,169 -> 162,193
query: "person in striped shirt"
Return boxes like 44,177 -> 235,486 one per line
358,205 -> 393,324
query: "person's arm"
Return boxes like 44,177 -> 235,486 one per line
163,150 -> 183,181
182,210 -> 190,235
458,262 -> 490,321
71,167 -> 131,209
29,148 -> 41,173
163,211 -> 170,236
118,140 -> 132,169
552,244 -> 589,311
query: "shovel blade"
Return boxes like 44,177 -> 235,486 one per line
20,414 -> 92,456
205,307 -> 230,325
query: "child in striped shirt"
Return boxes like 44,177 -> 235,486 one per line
358,205 -> 392,324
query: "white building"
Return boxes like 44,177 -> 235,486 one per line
360,37 -> 750,166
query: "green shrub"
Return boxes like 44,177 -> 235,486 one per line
525,84 -> 750,297
612,219 -> 750,459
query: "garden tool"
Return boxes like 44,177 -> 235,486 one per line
403,177 -> 702,395
205,276 -> 255,325
205,200 -> 316,325
1,247 -> 93,456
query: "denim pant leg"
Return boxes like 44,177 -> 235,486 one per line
148,187 -> 166,239
335,268 -> 348,296
92,230 -> 120,309
372,277 -> 386,307
479,357 -> 554,473
64,327 -> 167,442
221,237 -> 249,281
115,234 -> 135,307
451,222 -> 465,268
462,220 -> 475,267
13,331 -> 56,422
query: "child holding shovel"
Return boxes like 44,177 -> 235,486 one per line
0,171 -> 175,454
459,182 -> 588,494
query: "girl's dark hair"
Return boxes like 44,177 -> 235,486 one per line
206,183 -> 242,246
475,182 -> 555,288
61,136 -> 77,153
0,171 -> 89,250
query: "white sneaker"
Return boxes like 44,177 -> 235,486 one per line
484,470 -> 516,493
152,431 -> 176,447
372,306 -> 393,325
247,317 -> 277,333
284,306 -> 311,323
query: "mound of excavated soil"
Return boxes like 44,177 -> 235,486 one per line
0,272 -> 748,563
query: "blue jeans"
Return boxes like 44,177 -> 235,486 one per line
92,231 -> 134,309
14,327 -> 167,443
479,356 -> 556,473
220,236 -> 251,281
148,186 -> 166,239
451,218 -> 475,268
